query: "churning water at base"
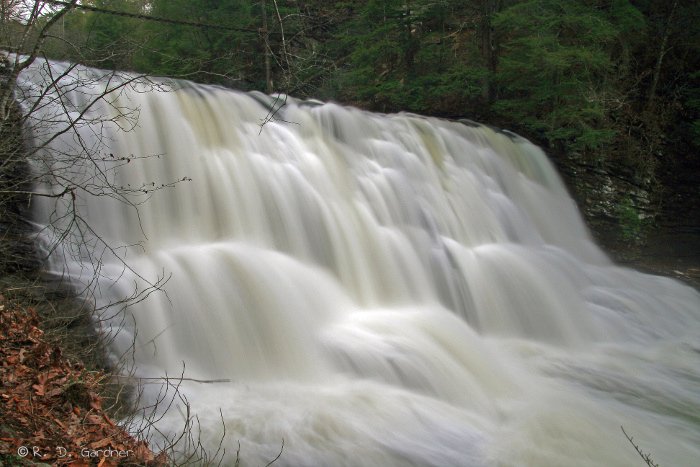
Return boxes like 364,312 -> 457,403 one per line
20,62 -> 700,466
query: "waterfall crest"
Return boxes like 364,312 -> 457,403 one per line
21,62 -> 700,466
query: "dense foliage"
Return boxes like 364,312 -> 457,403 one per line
4,0 -> 699,188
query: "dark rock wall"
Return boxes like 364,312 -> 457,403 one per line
0,91 -> 40,276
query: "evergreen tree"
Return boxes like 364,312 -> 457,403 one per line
82,0 -> 147,70
493,0 -> 619,154
135,0 -> 258,87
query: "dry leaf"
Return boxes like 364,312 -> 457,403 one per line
46,387 -> 65,397
90,437 -> 112,449
89,395 -> 102,410
69,459 -> 91,467
86,414 -> 103,425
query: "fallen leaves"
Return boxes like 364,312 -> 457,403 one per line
0,296 -> 165,465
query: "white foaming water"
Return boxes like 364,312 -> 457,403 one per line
20,62 -> 700,466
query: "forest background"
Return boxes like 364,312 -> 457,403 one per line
3,0 -> 700,259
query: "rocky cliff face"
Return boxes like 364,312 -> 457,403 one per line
555,154 -> 700,289
0,89 -> 40,277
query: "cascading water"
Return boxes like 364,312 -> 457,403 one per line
19,61 -> 700,466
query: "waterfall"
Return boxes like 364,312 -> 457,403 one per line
19,61 -> 700,466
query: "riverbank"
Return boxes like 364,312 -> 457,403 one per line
604,227 -> 700,290
559,155 -> 700,290
0,294 -> 165,466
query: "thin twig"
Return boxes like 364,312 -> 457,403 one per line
621,426 -> 660,467
264,438 -> 284,467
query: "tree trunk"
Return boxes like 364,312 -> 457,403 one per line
480,0 -> 501,103
647,0 -> 678,108
403,0 -> 416,71
261,0 -> 273,93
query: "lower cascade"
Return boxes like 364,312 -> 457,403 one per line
20,62 -> 700,466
